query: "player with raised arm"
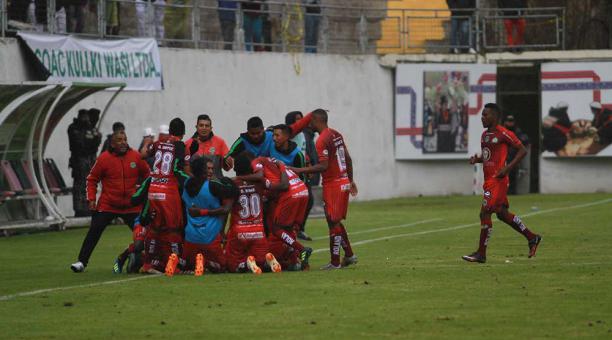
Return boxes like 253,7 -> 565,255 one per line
462,103 -> 542,263
225,153 -> 282,274
291,109 -> 358,270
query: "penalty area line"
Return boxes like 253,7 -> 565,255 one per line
312,197 -> 612,254
0,274 -> 160,302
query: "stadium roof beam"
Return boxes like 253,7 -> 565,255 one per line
0,82 -> 126,231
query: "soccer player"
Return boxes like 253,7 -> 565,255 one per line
185,114 -> 230,177
224,113 -> 313,165
291,109 -> 358,270
225,153 -> 281,274
271,123 -> 313,241
70,131 -> 150,272
180,156 -> 237,275
247,153 -> 312,271
138,118 -> 190,273
462,103 -> 542,263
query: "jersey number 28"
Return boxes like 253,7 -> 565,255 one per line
153,150 -> 174,175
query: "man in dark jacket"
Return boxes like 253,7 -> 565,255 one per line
68,109 -> 102,217
70,131 -> 150,273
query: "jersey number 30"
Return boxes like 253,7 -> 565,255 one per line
238,193 -> 261,219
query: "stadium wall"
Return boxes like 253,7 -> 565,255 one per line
0,38 -> 609,217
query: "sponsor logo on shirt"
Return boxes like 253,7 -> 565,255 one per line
148,192 -> 167,201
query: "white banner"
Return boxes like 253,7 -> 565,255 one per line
17,32 -> 163,91
395,63 -> 497,160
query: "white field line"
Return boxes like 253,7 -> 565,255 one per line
310,218 -> 443,241
0,274 -> 160,302
312,198 -> 612,254
1,198 -> 610,302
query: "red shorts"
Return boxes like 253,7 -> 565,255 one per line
482,178 -> 509,213
182,236 -> 225,273
267,232 -> 299,268
271,193 -> 309,228
148,185 -> 184,229
322,179 -> 351,223
225,231 -> 268,273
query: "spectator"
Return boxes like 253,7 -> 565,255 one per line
446,0 -> 475,53
70,131 -> 150,273
101,121 -> 126,154
218,0 -> 238,50
136,0 -> 166,42
503,114 -> 529,195
106,0 -> 121,35
241,0 -> 264,51
34,0 -> 67,33
303,0 -> 321,53
185,114 -> 230,179
68,109 -> 102,217
499,0 -> 527,48
66,0 -> 87,33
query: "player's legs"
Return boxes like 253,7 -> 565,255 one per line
202,234 -> 226,273
323,184 -> 353,268
225,234 -> 248,273
269,195 -> 313,265
181,240 -> 200,271
496,207 -> 542,257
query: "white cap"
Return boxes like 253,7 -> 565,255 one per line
590,101 -> 602,110
158,124 -> 169,134
556,101 -> 568,109
144,127 -> 154,137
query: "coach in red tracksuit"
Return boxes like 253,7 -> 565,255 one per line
70,131 -> 150,272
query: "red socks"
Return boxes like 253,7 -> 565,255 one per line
501,213 -> 536,240
338,224 -> 354,257
477,217 -> 493,257
329,225 -> 343,266
272,228 -> 304,253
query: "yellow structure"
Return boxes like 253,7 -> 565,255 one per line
377,0 -> 451,54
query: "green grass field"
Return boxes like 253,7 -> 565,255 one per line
1,193 -> 612,339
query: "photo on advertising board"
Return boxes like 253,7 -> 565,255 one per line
395,63 -> 497,160
422,71 -> 470,153
541,62 -> 612,157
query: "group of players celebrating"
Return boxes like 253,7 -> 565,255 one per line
71,109 -> 358,275
70,102 -> 542,275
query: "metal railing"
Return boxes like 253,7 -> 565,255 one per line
0,1 -> 565,54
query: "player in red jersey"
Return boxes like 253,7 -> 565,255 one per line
291,109 -> 358,270
225,153 -> 281,274
462,103 -> 542,263
137,118 -> 190,273
246,154 -> 312,270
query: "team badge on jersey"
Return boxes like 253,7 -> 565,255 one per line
482,147 -> 491,161
130,162 -> 136,168
209,147 -> 216,155
492,137 -> 499,143
322,149 -> 329,156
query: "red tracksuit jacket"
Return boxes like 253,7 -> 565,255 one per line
86,149 -> 150,214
